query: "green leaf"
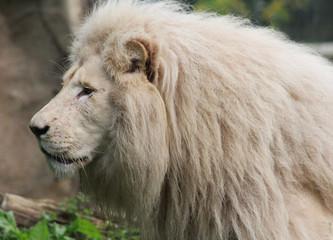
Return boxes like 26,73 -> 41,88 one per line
42,213 -> 57,223
0,209 -> 31,240
17,232 -> 30,240
0,209 -> 19,234
63,237 -> 75,240
3,210 -> 16,229
69,217 -> 103,239
29,219 -> 51,240
51,223 -> 67,240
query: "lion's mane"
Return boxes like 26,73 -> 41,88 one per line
72,1 -> 333,239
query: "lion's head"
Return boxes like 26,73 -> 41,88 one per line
29,38 -> 168,180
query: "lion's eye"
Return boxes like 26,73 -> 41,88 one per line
78,87 -> 94,98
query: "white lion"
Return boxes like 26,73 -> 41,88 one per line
30,1 -> 333,239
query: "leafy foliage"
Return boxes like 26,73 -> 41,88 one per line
0,194 -> 140,240
0,209 -> 29,240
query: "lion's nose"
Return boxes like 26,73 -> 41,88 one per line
29,124 -> 50,137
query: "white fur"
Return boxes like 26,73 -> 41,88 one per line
31,1 -> 333,239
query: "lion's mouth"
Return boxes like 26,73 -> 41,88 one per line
41,147 -> 88,165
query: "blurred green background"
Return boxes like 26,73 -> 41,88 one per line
181,0 -> 333,42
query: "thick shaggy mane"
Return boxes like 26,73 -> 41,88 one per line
72,1 -> 333,239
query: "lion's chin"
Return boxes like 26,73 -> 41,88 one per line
41,147 -> 88,165
44,153 -> 91,178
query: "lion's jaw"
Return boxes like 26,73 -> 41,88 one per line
29,56 -> 113,177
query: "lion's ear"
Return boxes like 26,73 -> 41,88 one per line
126,40 -> 148,73
125,39 -> 157,83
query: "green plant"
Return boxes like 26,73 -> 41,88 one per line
0,193 -> 140,240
